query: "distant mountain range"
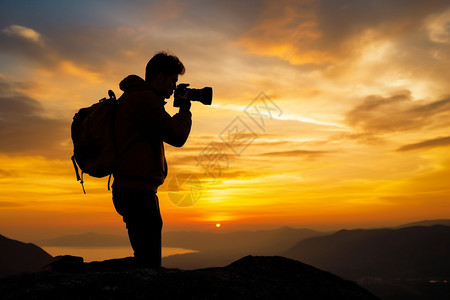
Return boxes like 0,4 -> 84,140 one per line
162,227 -> 327,269
0,234 -> 53,278
283,225 -> 450,280
3,219 -> 450,279
36,232 -> 129,247
34,219 -> 450,248
165,226 -> 326,252
34,227 -> 327,270
2,220 -> 450,299
35,227 -> 327,252
394,219 -> 450,228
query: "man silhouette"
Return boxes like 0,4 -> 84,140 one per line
112,52 -> 192,268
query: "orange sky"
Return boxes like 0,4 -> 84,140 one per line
1,0 -> 449,241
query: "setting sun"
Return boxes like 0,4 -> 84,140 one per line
216,223 -> 221,228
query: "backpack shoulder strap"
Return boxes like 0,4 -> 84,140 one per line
71,155 -> 86,194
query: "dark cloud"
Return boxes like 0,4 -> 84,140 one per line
238,0 -> 450,65
0,0 -> 264,79
0,24 -> 125,76
2,0 -> 449,72
0,201 -> 24,207
331,132 -> 386,145
0,168 -> 14,177
317,0 -> 450,50
0,23 -> 60,70
259,149 -> 328,158
397,136 -> 450,151
345,92 -> 450,134
314,0 -> 450,68
0,79 -> 70,158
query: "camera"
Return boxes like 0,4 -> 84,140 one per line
173,83 -> 213,107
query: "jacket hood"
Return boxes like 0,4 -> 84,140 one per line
119,75 -> 148,92
119,74 -> 167,105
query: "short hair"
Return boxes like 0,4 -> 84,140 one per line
145,51 -> 185,82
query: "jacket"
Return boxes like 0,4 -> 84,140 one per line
112,75 -> 192,191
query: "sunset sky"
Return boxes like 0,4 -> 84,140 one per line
1,0 -> 449,241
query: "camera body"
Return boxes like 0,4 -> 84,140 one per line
173,83 -> 213,107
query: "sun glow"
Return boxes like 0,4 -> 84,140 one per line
0,0 -> 449,241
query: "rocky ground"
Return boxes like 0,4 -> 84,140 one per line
0,255 -> 378,299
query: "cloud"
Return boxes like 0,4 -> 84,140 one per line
0,168 -> 14,177
331,132 -> 385,145
237,0 -> 450,65
59,60 -> 101,83
316,0 -> 449,44
237,0 -> 333,65
0,1 -> 260,87
345,91 -> 450,134
425,8 -> 450,44
0,24 -> 104,84
0,25 -> 54,67
2,24 -> 44,45
0,201 -> 24,207
259,149 -> 328,158
0,79 -> 70,158
397,136 -> 450,151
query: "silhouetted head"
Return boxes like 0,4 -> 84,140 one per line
146,51 -> 185,99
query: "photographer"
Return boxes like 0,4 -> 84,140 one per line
112,51 -> 192,268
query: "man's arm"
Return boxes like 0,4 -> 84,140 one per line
162,108 -> 192,147
136,96 -> 192,147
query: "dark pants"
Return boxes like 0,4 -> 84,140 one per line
112,188 -> 163,268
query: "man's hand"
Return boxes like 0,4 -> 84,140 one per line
176,90 -> 191,112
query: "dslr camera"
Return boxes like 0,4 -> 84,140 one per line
173,83 -> 213,107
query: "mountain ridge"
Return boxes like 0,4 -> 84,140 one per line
395,219 -> 450,228
283,225 -> 450,279
0,234 -> 53,278
35,227 -> 327,252
34,219 -> 450,248
0,255 -> 378,299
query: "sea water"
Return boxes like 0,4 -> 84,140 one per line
42,246 -> 197,262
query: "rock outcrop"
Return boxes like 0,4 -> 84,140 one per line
0,255 -> 377,299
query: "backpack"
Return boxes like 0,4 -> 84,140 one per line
71,90 -> 120,193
